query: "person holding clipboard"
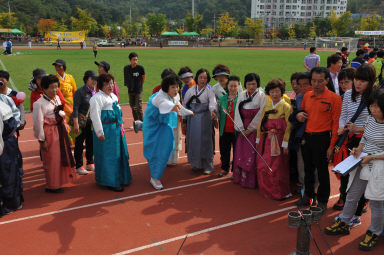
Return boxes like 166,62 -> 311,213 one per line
325,87 -> 384,252
332,65 -> 374,226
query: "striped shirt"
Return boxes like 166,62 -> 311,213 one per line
339,90 -> 370,133
361,116 -> 384,154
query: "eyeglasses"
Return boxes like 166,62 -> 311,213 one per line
339,80 -> 352,86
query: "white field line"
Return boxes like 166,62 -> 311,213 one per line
0,58 -> 18,90
0,176 -> 230,226
113,194 -> 340,255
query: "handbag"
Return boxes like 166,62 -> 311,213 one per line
69,107 -> 90,129
334,101 -> 366,152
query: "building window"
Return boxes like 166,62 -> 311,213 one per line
307,12 -> 312,16
301,12 -> 305,16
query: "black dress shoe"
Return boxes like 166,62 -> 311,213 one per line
107,186 -> 124,192
45,188 -> 64,193
294,195 -> 312,207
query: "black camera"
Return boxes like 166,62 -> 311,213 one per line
0,81 -> 3,86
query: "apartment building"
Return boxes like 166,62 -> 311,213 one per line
251,0 -> 348,28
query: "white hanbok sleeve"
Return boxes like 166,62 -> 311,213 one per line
234,92 -> 245,132
152,91 -> 175,114
248,92 -> 268,132
0,95 -> 20,126
90,95 -> 104,137
208,89 -> 217,113
32,100 -> 45,141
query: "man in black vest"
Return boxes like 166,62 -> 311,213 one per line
327,54 -> 343,97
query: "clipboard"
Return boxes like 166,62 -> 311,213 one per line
332,152 -> 368,176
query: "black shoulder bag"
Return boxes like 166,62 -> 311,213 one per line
334,100 -> 366,152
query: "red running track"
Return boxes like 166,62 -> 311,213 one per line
0,105 -> 383,255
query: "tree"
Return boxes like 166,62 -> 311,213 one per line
184,12 -> 203,32
37,19 -> 57,33
200,28 -> 214,38
176,28 -> 184,34
329,9 -> 352,36
99,24 -> 110,38
312,17 -> 331,36
56,19 -> 69,31
288,24 -> 296,39
217,12 -> 237,37
141,19 -> 150,37
309,23 -> 317,39
146,13 -> 167,36
110,24 -> 120,38
70,8 -> 97,34
278,25 -> 289,40
0,12 -> 18,28
244,18 -> 264,42
294,23 -> 308,38
360,14 -> 382,31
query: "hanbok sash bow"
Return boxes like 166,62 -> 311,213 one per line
54,104 -> 75,168
267,129 -> 281,156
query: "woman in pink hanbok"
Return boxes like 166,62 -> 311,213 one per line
233,73 -> 267,188
33,75 -> 75,193
256,79 -> 292,200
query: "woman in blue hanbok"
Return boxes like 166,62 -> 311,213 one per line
90,74 -> 132,192
143,75 -> 193,190
0,100 -> 23,216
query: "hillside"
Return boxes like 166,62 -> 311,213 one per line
0,0 -> 250,27
348,0 -> 384,16
0,0 -> 381,32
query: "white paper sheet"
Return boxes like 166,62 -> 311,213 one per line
333,152 -> 368,175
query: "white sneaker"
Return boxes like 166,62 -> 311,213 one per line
76,167 -> 88,175
150,177 -> 163,190
203,169 -> 213,175
86,164 -> 95,171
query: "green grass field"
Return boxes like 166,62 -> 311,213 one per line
0,48 -> 333,110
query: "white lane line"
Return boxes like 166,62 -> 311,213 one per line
0,58 -> 18,91
22,154 -> 191,183
19,139 -> 37,143
21,151 -> 219,183
23,178 -> 45,184
113,193 -> 340,255
112,206 -> 296,255
0,176 -> 230,225
19,139 -> 144,146
22,142 -> 145,159
22,158 -> 165,184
